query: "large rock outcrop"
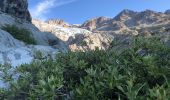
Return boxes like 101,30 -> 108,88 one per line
0,13 -> 68,51
0,29 -> 59,67
0,0 -> 68,67
32,19 -> 113,51
46,19 -> 70,27
0,0 -> 31,22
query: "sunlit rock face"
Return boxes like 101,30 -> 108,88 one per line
0,0 -> 68,67
0,29 -> 60,87
80,17 -> 112,31
0,0 -> 31,22
32,19 -> 113,51
46,19 -> 70,27
0,29 -> 59,67
0,13 -> 68,51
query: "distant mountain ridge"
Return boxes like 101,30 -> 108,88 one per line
44,9 -> 170,32
32,9 -> 170,52
80,9 -> 170,31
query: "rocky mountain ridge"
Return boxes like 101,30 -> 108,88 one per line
32,9 -> 170,53
80,9 -> 170,32
45,9 -> 170,37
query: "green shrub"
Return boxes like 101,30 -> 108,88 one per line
0,61 -> 65,99
1,36 -> 170,99
1,24 -> 36,45
80,40 -> 87,46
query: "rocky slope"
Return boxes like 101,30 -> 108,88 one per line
0,0 -> 68,66
32,9 -> 170,52
32,19 -> 113,51
80,17 -> 112,31
0,29 -> 58,67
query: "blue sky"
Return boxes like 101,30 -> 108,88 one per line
28,0 -> 170,24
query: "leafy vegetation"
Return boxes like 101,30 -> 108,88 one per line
80,40 -> 88,46
0,36 -> 170,99
1,24 -> 36,44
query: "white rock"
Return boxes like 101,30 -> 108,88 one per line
32,19 -> 92,41
7,47 -> 33,67
0,29 -> 59,67
0,13 -> 68,51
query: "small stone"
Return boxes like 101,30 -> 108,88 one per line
136,48 -> 146,56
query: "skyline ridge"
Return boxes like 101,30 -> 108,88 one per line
32,8 -> 170,24
28,0 -> 170,24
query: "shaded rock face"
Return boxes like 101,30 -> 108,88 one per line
0,0 -> 31,22
165,10 -> 170,15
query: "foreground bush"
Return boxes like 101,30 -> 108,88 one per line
0,36 -> 170,99
1,24 -> 36,44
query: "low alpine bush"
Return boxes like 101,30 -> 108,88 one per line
1,24 -> 36,45
0,36 -> 170,99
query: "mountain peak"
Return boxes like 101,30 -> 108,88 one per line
121,9 -> 136,14
84,17 -> 110,23
141,9 -> 157,15
114,9 -> 137,21
46,19 -> 70,27
81,16 -> 111,31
